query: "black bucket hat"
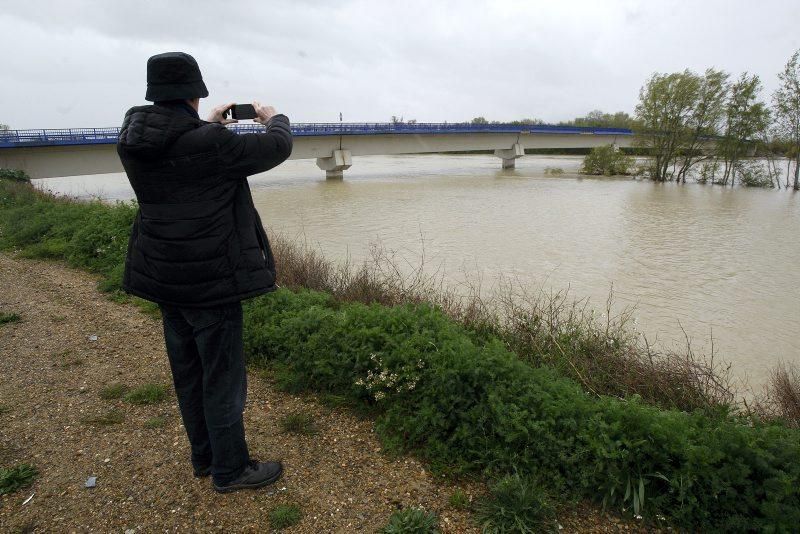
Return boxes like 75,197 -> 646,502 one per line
145,52 -> 209,102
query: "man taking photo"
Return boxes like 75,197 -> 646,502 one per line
116,52 -> 292,493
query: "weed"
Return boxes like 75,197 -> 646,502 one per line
82,409 -> 124,426
0,404 -> 10,415
144,416 -> 166,429
382,507 -> 439,533
124,384 -> 168,405
448,488 -> 470,510
0,464 -> 37,495
268,504 -> 302,530
279,412 -> 318,435
99,383 -> 129,400
476,474 -> 556,534
0,312 -> 21,325
543,167 -> 564,176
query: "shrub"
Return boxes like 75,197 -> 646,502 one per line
0,464 -> 37,495
582,145 -> 634,176
382,507 -> 439,534
243,289 -> 800,531
268,504 -> 302,530
476,474 -> 556,534
0,168 -> 31,183
124,384 -> 168,405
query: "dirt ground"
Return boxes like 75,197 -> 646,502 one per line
0,253 -> 649,533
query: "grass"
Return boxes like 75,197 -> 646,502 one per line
99,383 -> 129,400
0,464 -> 37,496
448,489 -> 470,510
0,312 -> 21,325
475,474 -> 556,534
144,416 -> 166,429
278,412 -> 318,435
382,507 -> 440,533
82,409 -> 124,426
268,504 -> 302,530
0,404 -> 9,415
123,384 -> 168,405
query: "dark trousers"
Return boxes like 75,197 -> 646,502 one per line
159,301 -> 249,485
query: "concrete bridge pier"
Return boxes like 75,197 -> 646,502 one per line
493,143 -> 524,169
316,149 -> 352,179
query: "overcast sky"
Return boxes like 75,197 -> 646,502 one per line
1,0 -> 798,129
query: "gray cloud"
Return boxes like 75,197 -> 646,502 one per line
1,0 -> 798,129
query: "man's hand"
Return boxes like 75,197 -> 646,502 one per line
253,101 -> 277,125
207,102 -> 237,125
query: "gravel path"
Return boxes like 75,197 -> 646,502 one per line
0,253 -> 645,533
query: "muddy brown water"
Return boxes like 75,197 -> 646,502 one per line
38,154 -> 800,391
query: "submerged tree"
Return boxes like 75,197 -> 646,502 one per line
717,73 -> 769,186
773,49 -> 800,190
635,70 -> 701,181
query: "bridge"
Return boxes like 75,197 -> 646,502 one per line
0,123 -> 634,179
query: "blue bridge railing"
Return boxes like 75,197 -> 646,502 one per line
0,123 -> 632,149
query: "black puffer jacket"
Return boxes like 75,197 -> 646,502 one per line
117,105 -> 292,307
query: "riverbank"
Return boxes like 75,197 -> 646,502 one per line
0,252 -> 647,532
2,177 -> 799,531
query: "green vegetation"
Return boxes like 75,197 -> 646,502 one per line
542,166 -> 564,176
476,474 -> 556,534
0,464 -> 37,496
99,383 -> 129,400
268,504 -> 302,530
448,488 -> 470,510
0,312 -> 21,325
124,384 -> 168,405
382,507 -> 439,533
82,409 -> 124,426
278,412 -> 318,435
144,416 -> 166,429
3,178 -> 800,530
581,145 -> 634,176
0,169 -> 30,183
0,404 -> 10,415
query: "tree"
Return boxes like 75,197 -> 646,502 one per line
676,69 -> 728,183
718,73 -> 769,186
0,123 -> 9,131
563,110 -> 637,129
635,71 -> 701,181
773,49 -> 800,190
471,116 -> 488,125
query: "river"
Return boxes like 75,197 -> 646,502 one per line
38,154 -> 800,391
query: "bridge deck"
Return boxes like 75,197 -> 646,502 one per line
0,123 -> 631,149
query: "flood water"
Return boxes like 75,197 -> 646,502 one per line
39,155 -> 800,390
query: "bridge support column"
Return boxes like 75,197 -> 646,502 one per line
493,143 -> 524,169
316,149 -> 352,179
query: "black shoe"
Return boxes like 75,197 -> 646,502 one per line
194,465 -> 211,478
213,460 -> 283,493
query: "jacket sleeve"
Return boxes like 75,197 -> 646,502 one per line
216,114 -> 293,177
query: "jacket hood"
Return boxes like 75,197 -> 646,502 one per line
117,105 -> 201,158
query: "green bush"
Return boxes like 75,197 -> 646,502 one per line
582,145 -> 634,176
268,504 -> 302,530
382,507 -> 439,534
0,464 -> 37,495
476,474 -> 556,534
242,289 -> 800,531
0,168 -> 31,183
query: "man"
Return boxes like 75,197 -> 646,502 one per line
116,52 -> 292,493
